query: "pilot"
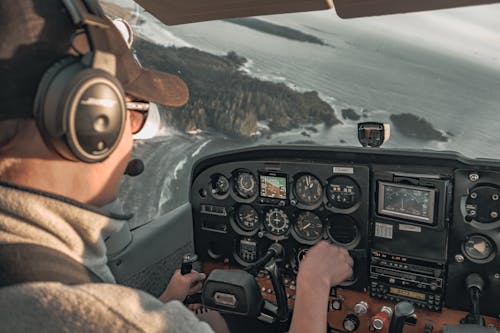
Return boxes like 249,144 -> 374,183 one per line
0,1 -> 353,332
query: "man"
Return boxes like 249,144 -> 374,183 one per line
0,1 -> 353,332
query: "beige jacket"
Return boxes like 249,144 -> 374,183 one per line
0,182 -> 213,333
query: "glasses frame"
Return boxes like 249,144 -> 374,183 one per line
126,101 -> 150,134
126,101 -> 150,112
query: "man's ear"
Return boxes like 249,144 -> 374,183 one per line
4,119 -> 61,161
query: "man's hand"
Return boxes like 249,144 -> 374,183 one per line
289,241 -> 354,333
297,241 -> 354,289
159,269 -> 206,303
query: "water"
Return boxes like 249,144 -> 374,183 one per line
161,9 -> 500,156
110,1 -> 500,225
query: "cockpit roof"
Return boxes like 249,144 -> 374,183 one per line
133,0 -> 500,25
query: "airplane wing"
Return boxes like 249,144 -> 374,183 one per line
133,0 -> 332,25
134,0 -> 500,25
334,0 -> 500,18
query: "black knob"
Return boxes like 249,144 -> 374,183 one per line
465,273 -> 484,292
343,313 -> 360,332
181,253 -> 198,275
463,273 -> 485,325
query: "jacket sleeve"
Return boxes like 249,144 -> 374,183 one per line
0,282 -> 214,333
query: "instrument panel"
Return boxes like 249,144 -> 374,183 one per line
190,146 -> 500,329
193,160 -> 369,290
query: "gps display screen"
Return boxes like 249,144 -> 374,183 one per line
260,174 -> 287,199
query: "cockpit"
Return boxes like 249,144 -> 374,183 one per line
101,0 -> 500,332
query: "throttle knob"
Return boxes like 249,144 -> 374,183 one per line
181,253 -> 199,275
343,313 -> 360,332
371,306 -> 393,330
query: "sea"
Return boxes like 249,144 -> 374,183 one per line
108,1 -> 500,228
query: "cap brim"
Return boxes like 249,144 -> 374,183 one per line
105,18 -> 189,107
122,67 -> 189,107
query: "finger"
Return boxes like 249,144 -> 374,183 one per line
337,247 -> 351,260
189,281 -> 204,294
184,271 -> 206,285
188,303 -> 202,311
337,246 -> 350,256
346,265 -> 354,281
345,254 -> 354,268
348,268 -> 354,280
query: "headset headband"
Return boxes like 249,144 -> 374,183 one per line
62,0 -> 117,76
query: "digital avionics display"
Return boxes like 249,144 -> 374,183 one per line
390,287 -> 426,301
260,174 -> 287,199
378,182 -> 435,224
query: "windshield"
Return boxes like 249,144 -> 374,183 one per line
104,1 -> 500,227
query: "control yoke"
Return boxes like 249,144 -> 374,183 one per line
201,243 -> 290,324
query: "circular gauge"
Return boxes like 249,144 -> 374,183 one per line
236,205 -> 260,231
211,174 -> 229,197
234,172 -> 258,199
294,211 -> 323,242
327,176 -> 361,210
265,208 -> 290,235
294,174 -> 323,206
327,215 -> 360,248
462,234 -> 496,263
465,186 -> 500,223
291,247 -> 310,274
297,248 -> 309,263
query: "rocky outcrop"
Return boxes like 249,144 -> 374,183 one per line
133,39 -> 340,137
224,18 -> 326,45
341,108 -> 361,121
390,113 -> 448,142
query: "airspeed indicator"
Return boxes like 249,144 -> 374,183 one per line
236,205 -> 259,231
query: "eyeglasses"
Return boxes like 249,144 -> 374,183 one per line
126,101 -> 150,134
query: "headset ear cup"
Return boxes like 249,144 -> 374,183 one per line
65,69 -> 126,163
34,57 -> 126,163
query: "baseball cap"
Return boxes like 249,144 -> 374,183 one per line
0,0 -> 189,121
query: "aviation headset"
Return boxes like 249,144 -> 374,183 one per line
33,0 -> 126,163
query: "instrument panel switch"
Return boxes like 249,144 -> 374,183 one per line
329,296 -> 344,311
354,301 -> 369,315
423,324 -> 434,333
343,313 -> 360,332
371,306 -> 393,330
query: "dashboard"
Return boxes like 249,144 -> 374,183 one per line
190,146 -> 500,332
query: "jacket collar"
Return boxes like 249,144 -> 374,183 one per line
0,181 -> 129,283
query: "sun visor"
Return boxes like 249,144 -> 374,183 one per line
333,0 -> 500,18
134,0 -> 333,25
